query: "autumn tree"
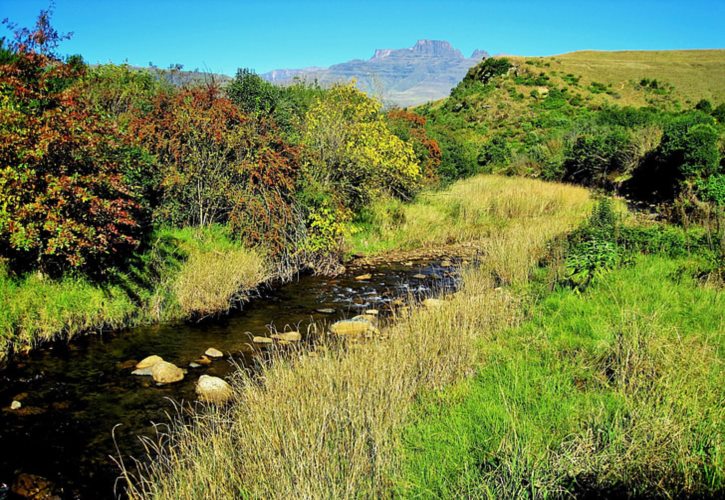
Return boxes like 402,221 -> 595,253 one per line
385,109 -> 441,183
0,9 -> 142,274
302,83 -> 420,211
130,85 -> 300,256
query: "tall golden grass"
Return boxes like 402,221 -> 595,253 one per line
124,175 -> 591,499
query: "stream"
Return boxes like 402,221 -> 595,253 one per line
0,258 -> 458,499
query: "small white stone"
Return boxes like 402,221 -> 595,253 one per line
204,347 -> 224,358
10,400 -> 21,410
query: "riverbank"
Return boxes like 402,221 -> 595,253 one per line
124,175 -> 592,498
0,225 -> 268,365
1,175 -> 588,366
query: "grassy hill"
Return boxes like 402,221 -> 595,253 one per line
547,50 -> 725,105
415,49 -> 725,187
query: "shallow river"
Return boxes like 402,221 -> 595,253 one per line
0,258 -> 457,499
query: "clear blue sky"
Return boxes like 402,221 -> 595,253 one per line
1,0 -> 723,75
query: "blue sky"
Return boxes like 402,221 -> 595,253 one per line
1,0 -> 723,75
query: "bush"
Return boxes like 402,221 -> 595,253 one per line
563,129 -> 631,187
462,57 -> 512,85
0,12 -> 143,274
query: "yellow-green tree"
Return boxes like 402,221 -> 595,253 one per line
302,83 -> 420,210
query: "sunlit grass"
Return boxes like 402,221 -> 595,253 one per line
126,175 -> 593,498
400,254 -> 724,497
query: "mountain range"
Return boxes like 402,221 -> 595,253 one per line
262,40 -> 488,107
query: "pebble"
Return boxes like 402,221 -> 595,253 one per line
194,355 -> 212,366
355,273 -> 372,281
413,273 -> 427,279
316,308 -> 336,314
10,400 -> 21,410
189,362 -> 202,369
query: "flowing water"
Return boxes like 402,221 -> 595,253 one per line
0,258 -> 458,499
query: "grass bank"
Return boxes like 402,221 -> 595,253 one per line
125,175 -> 592,498
400,253 -> 724,497
0,225 -> 268,364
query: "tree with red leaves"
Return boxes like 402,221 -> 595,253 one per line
0,9 -> 142,274
130,84 -> 300,256
386,109 -> 442,184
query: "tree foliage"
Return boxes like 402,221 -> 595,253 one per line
0,10 -> 142,274
302,83 -> 420,210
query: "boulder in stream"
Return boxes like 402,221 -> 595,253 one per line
204,347 -> 224,358
150,361 -> 184,384
330,318 -> 377,337
195,375 -> 233,404
11,473 -> 58,500
271,331 -> 302,342
135,355 -> 163,369
252,336 -> 273,344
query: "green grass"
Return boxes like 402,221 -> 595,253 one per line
349,175 -> 590,257
0,225 -> 267,363
399,254 -> 724,498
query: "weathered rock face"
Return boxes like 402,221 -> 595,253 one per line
150,361 -> 184,384
262,40 -> 488,107
195,375 -> 233,404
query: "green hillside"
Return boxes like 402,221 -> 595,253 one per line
415,49 -> 725,200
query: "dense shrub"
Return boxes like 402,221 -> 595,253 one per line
463,57 -> 512,85
563,129 -> 631,187
385,109 -> 441,183
0,12 -> 143,274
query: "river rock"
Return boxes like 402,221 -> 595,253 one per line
204,347 -> 224,358
150,361 -> 184,384
271,331 -> 302,342
11,473 -> 58,500
364,309 -> 379,316
413,273 -> 427,279
330,318 -> 376,337
352,314 -> 378,326
136,355 -> 163,369
252,336 -> 273,344
131,367 -> 154,376
189,362 -> 202,369
194,355 -> 212,366
423,298 -> 444,308
195,375 -> 233,404
10,400 -> 22,410
441,259 -> 452,267
316,308 -> 336,314
355,273 -> 372,281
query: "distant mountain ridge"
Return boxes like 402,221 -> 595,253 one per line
262,40 -> 488,107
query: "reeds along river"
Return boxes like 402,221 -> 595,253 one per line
0,258 -> 459,499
